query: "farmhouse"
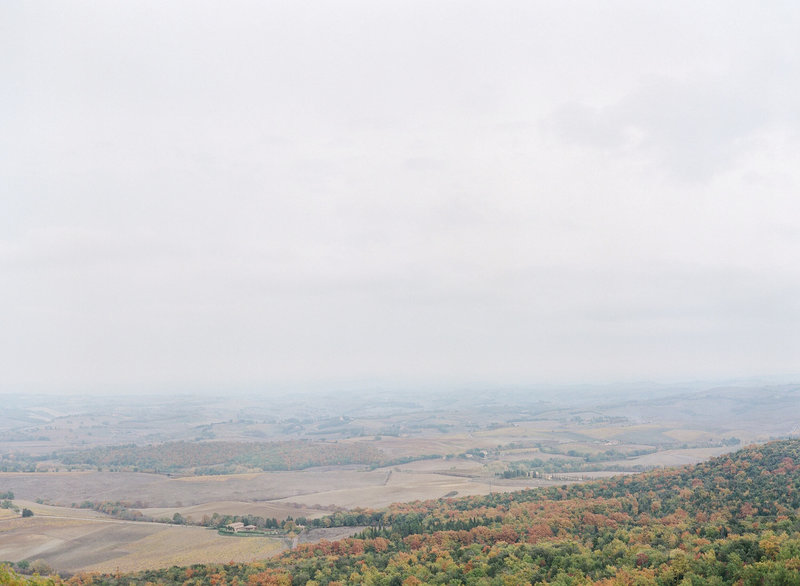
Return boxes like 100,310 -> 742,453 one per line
226,522 -> 245,532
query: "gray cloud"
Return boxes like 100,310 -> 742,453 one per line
545,67 -> 797,181
2,1 -> 799,392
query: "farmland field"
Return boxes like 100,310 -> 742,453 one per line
0,502 -> 285,573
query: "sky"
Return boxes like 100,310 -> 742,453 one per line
2,1 -> 799,393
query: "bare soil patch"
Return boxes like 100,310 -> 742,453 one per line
0,469 -> 389,508
604,446 -> 733,468
276,469 -> 563,509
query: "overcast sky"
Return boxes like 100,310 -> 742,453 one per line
2,1 -> 799,393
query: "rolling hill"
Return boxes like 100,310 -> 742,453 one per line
4,439 -> 800,584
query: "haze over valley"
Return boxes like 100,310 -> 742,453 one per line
2,383 -> 798,574
2,1 -> 800,583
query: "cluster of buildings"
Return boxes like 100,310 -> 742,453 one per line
225,522 -> 258,533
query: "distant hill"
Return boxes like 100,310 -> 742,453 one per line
5,440 -> 800,584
